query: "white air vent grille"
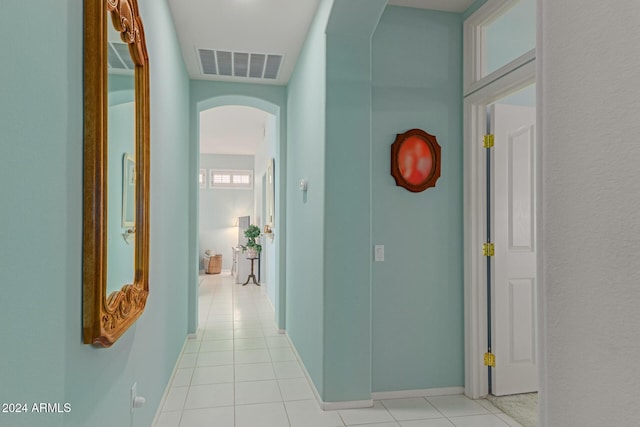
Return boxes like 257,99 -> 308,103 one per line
198,49 -> 283,80
108,41 -> 134,71
264,55 -> 282,79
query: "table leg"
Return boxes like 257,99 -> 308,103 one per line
242,258 -> 261,286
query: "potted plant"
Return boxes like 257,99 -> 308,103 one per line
241,224 -> 262,258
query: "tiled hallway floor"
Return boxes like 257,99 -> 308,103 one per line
155,274 -> 523,427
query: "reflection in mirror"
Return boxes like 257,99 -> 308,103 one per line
122,154 -> 136,228
266,158 -> 275,229
83,0 -> 149,347
107,64 -> 136,294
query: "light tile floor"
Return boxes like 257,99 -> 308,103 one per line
155,274 -> 523,427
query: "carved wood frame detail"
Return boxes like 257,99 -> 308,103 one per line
83,0 -> 150,347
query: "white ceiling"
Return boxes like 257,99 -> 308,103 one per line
173,0 -> 475,154
167,0 -> 322,86
199,106 -> 269,155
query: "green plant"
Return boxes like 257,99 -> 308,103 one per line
241,224 -> 262,254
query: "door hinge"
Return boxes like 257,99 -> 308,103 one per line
483,134 -> 494,148
482,242 -> 495,257
484,352 -> 496,367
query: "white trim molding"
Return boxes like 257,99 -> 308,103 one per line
463,0 -> 537,400
463,63 -> 536,399
463,95 -> 489,400
372,387 -> 465,401
535,0 -> 545,424
284,332 -> 374,411
466,49 -> 535,98
463,0 -> 523,94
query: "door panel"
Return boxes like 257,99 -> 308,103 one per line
509,130 -> 534,250
491,103 -> 537,396
508,278 -> 535,363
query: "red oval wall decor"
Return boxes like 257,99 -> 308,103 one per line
390,129 -> 441,193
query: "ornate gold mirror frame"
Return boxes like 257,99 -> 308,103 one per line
83,0 -> 150,346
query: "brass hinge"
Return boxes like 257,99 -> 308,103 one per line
483,134 -> 495,148
484,352 -> 496,367
482,242 -> 495,257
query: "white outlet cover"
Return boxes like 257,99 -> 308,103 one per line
374,245 -> 384,262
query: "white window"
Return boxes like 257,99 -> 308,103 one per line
209,169 -> 253,190
213,173 -> 231,184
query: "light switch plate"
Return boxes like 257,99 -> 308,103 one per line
374,245 -> 384,262
131,382 -> 137,413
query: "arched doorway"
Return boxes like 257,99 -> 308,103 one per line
188,93 -> 287,335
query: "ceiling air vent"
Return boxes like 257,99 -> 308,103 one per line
249,54 -> 266,78
233,52 -> 249,77
263,55 -> 282,79
199,49 -> 216,75
108,41 -> 134,72
198,49 -> 283,80
216,51 -> 233,76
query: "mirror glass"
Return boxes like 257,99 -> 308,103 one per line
122,153 -> 136,227
83,0 -> 149,347
107,22 -> 136,295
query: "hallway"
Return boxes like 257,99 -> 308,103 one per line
154,274 -> 523,427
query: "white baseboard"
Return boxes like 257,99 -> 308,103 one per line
284,332 -> 374,411
322,399 -> 374,411
371,386 -> 465,401
283,334 -> 462,409
151,336 -> 193,427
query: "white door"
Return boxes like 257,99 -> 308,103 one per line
491,104 -> 538,396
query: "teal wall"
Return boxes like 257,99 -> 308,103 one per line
287,0 -> 464,402
285,0 -> 333,397
371,6 -> 465,392
0,0 -> 191,426
323,0 -> 387,402
0,2 -> 72,425
0,0 -> 510,420
199,154 -> 255,271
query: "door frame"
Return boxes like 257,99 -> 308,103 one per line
463,0 -> 539,399
463,60 -> 536,399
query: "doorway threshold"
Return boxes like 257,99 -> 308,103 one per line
487,392 -> 537,427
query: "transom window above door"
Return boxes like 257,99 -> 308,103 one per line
464,0 -> 536,95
